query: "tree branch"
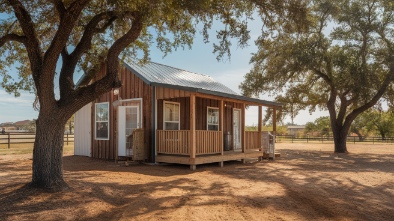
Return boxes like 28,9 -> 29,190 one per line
59,11 -> 118,100
59,12 -> 144,112
6,0 -> 43,81
43,0 -> 90,74
105,11 -> 143,86
0,33 -> 27,47
344,68 -> 394,129
50,0 -> 66,18
312,68 -> 334,88
337,94 -> 348,125
327,87 -> 338,131
70,11 -> 118,61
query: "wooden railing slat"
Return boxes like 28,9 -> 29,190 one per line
158,130 -> 262,155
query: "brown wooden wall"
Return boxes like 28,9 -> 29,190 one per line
156,87 -> 191,99
195,97 -> 219,130
157,97 -> 190,130
91,64 -> 153,161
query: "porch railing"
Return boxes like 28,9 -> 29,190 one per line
245,131 -> 261,150
196,130 -> 222,155
157,130 -> 190,155
157,130 -> 222,155
157,130 -> 264,156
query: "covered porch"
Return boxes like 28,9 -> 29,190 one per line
154,89 -> 280,170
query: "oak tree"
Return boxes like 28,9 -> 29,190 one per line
241,0 -> 394,152
0,0 -> 305,190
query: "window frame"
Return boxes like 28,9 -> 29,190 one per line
163,101 -> 180,130
207,106 -> 219,131
95,102 -> 110,140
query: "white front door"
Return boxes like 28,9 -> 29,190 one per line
233,109 -> 241,150
118,106 -> 140,156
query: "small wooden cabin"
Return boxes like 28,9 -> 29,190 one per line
74,61 -> 281,170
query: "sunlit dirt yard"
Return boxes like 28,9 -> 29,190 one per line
0,142 -> 393,221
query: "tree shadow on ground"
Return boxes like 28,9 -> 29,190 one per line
210,149 -> 394,221
0,173 -> 237,220
1,151 -> 393,221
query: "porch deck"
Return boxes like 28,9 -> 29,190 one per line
156,130 -> 275,170
156,150 -> 263,165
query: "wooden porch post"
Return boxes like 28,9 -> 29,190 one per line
190,94 -> 196,170
242,103 -> 246,153
258,106 -> 262,148
220,99 -> 224,156
273,106 -> 277,134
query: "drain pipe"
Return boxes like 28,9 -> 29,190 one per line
151,86 -> 156,163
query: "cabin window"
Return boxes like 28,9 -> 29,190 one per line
95,102 -> 109,140
164,101 -> 180,130
207,107 -> 219,131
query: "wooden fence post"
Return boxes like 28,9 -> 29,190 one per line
66,133 -> 69,145
8,133 -> 10,149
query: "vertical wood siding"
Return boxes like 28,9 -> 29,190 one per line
195,97 -> 219,130
157,97 -> 190,130
157,97 -> 221,131
91,64 -> 153,161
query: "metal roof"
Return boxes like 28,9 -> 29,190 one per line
123,60 -> 281,107
123,61 -> 238,95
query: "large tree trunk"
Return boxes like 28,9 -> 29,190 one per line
333,127 -> 348,153
30,113 -> 68,190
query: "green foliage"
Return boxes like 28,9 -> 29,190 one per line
364,110 -> 394,138
245,125 -> 287,135
304,122 -> 316,134
304,116 -> 331,137
350,111 -> 374,139
240,0 -> 394,152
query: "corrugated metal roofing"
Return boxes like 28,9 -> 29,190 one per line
122,60 -> 281,107
123,60 -> 238,96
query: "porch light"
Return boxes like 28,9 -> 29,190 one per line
113,88 -> 119,95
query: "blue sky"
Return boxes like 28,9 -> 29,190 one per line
0,15 -> 328,125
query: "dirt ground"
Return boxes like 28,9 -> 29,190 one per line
0,143 -> 393,221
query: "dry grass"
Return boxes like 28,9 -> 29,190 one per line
0,143 -> 393,221
0,143 -> 74,155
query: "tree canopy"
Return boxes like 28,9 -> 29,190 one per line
0,0 -> 307,190
241,0 -> 394,152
